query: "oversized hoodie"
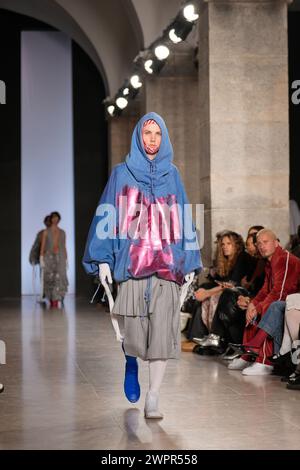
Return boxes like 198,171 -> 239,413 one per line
82,112 -> 202,285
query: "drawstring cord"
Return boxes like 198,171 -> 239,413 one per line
143,276 -> 153,349
90,283 -> 101,304
143,276 -> 152,317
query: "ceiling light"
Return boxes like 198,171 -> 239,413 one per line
130,75 -> 142,89
169,28 -> 182,44
116,97 -> 128,109
107,105 -> 115,116
183,4 -> 199,22
154,45 -> 170,60
144,59 -> 154,74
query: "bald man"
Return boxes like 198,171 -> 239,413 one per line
229,229 -> 300,375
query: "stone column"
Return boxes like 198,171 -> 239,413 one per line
107,99 -> 141,171
199,0 -> 290,264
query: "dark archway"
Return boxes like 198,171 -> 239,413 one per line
0,8 -> 107,297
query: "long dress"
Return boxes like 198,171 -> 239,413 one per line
43,228 -> 68,301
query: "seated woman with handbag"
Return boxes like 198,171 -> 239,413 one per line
199,233 -> 266,355
185,231 -> 256,349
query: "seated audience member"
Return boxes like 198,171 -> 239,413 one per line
201,232 -> 266,352
228,229 -> 300,375
187,231 -> 255,346
247,225 -> 264,237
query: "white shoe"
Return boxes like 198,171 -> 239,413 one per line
242,362 -> 274,376
144,391 -> 163,419
228,357 -> 250,370
0,383 -> 4,393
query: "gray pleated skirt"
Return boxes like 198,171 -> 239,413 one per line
112,276 -> 181,361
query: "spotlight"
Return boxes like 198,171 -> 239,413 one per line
107,105 -> 115,116
154,44 -> 170,60
123,87 -> 129,96
167,16 -> 194,43
169,28 -> 182,44
144,59 -> 154,74
116,97 -> 128,109
183,4 -> 199,22
130,74 -> 142,89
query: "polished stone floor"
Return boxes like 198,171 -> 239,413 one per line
0,295 -> 300,450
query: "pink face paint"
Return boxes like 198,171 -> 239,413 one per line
142,119 -> 161,155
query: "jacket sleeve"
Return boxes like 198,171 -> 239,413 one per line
251,274 -> 270,310
252,256 -> 289,315
174,167 -> 202,276
82,168 -> 118,276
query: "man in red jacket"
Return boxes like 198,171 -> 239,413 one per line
229,229 -> 300,375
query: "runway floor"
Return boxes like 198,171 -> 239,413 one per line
0,295 -> 300,450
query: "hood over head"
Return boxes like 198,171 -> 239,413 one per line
125,112 -> 173,190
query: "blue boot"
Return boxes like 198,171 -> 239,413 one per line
122,343 -> 140,403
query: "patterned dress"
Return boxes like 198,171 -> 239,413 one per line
43,228 -> 68,301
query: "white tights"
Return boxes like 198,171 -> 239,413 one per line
148,359 -> 167,393
144,360 -> 167,417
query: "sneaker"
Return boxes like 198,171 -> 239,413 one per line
228,357 -> 250,370
286,373 -> 300,390
242,362 -> 274,376
222,350 -> 242,361
0,383 -> 4,394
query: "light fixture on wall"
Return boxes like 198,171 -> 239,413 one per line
130,74 -> 142,89
116,96 -> 128,110
107,104 -> 115,116
168,28 -> 182,44
167,14 -> 194,44
105,0 -> 200,117
183,3 -> 199,22
144,59 -> 154,74
154,44 -> 170,61
142,50 -> 166,75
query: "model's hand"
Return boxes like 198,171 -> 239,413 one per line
179,272 -> 194,309
184,272 -> 195,283
39,256 -> 45,268
99,263 -> 112,285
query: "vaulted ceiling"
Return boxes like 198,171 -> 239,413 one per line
0,0 -> 182,95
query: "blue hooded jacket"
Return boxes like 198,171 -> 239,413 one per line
83,112 -> 202,285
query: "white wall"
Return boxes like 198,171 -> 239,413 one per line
21,31 -> 75,294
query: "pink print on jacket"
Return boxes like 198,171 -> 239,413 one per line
117,186 -> 184,282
